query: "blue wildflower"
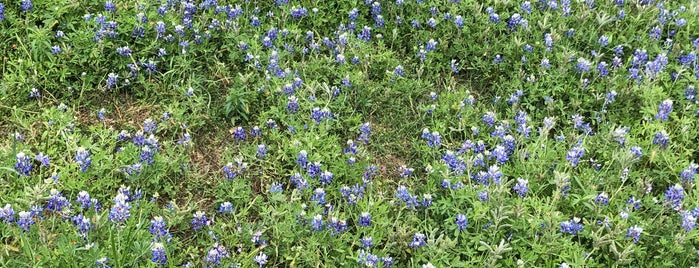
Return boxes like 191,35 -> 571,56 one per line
625,225 -> 642,243
653,130 -> 669,148
455,214 -> 468,231
14,152 -> 33,176
311,214 -> 323,231
408,233 -> 427,248
151,242 -> 167,266
665,184 -> 684,210
655,99 -> 673,121
560,218 -> 584,235
16,211 -> 33,232
191,211 -> 210,231
204,243 -> 230,266
108,193 -> 131,224
512,178 -> 529,198
359,212 -> 371,227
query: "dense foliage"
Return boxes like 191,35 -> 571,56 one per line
1,0 -> 699,267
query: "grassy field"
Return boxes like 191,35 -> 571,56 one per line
1,0 -> 699,267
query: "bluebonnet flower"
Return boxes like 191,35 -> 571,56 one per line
29,204 -> 43,219
357,250 -> 379,267
222,158 -> 247,180
151,242 -> 167,266
297,150 -> 308,169
653,130 -> 669,148
686,86 -> 697,103
150,216 -> 170,240
191,211 -> 210,231
254,144 -> 267,159
21,0 -> 33,12
218,202 -> 234,213
394,65 -> 404,77
665,184 -> 684,210
327,217 -> 347,236
311,214 -> 323,231
290,6 -> 308,19
95,257 -> 110,268
232,127 -> 246,141
358,123 -> 371,144
0,3 -> 5,21
76,191 -> 92,210
425,39 -> 438,52
544,33 -> 554,51
254,252 -> 268,267
630,146 -> 643,159
51,46 -> 62,54
493,54 -> 502,64
139,146 -> 155,165
307,162 -> 321,178
454,15 -> 464,28
339,184 -> 365,205
486,164 -> 502,185
612,126 -> 629,146
681,211 -> 697,231
421,194 -> 433,208
29,88 -> 41,99
597,62 -> 609,77
357,26 -> 372,41
421,128 -> 441,147
360,236 -> 373,248
655,99 -> 673,121
116,46 -> 132,57
408,233 -> 427,248
16,211 -> 33,232
311,188 -> 326,205
680,163 -> 698,183
269,182 -> 283,194
265,119 -> 278,130
71,214 -> 91,237
455,214 -> 468,231
575,58 -> 592,73
627,196 -> 641,210
521,1 -> 531,13
0,204 -> 15,223
290,172 -> 308,190
398,166 -> 414,178
489,11 -> 500,23
362,165 -> 378,184
627,67 -> 642,84
597,35 -> 609,46
566,142 -> 585,167
493,145 -> 509,164
47,189 -> 70,211
348,8 -> 359,21
540,58 -> 551,68
560,218 -> 584,235
286,96 -> 299,113
482,112 -> 496,127
594,192 -> 609,206
204,243 -> 230,266
512,178 -> 529,198
319,170 -> 333,185
359,212 -> 371,227
625,225 -> 642,243
106,73 -> 118,89
104,0 -> 116,12
449,59 -> 460,73
310,107 -> 332,123
649,26 -> 661,40
109,193 -> 131,224
14,152 -> 33,176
